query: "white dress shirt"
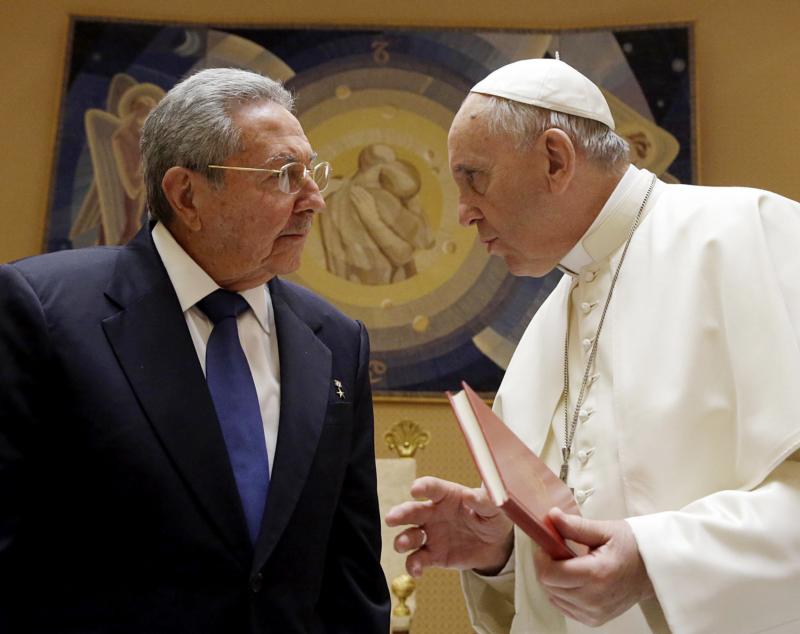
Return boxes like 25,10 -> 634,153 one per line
152,222 -> 280,476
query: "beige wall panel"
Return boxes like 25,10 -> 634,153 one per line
376,397 -> 480,633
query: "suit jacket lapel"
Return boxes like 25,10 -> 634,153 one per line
102,227 -> 251,565
253,278 -> 331,571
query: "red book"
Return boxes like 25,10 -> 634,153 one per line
447,381 -> 588,560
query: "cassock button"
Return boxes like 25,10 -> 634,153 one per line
578,408 -> 592,422
577,448 -> 595,465
582,338 -> 594,352
580,302 -> 594,315
250,572 -> 264,594
582,270 -> 597,283
575,488 -> 595,504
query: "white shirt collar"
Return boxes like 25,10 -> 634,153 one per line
558,165 -> 653,275
151,222 -> 272,335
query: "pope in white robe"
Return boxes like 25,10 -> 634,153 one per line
462,165 -> 800,634
386,58 -> 800,634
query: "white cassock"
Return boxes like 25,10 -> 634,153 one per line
461,166 -> 800,634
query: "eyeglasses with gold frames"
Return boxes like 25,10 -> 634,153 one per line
207,161 -> 331,194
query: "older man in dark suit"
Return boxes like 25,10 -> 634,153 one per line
0,67 -> 390,633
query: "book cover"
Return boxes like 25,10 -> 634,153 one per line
447,381 -> 588,560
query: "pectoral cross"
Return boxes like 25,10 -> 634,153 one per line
559,447 -> 570,484
559,450 -> 576,494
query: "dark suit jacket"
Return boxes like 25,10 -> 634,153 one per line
0,227 -> 390,633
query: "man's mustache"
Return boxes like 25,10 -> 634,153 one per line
279,213 -> 314,236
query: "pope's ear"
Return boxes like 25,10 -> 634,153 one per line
161,166 -> 204,232
540,128 -> 576,194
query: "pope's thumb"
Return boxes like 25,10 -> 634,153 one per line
548,508 -> 610,549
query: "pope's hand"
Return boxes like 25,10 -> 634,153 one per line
534,508 -> 655,627
385,476 -> 513,578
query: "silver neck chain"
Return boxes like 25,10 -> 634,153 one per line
559,174 -> 657,484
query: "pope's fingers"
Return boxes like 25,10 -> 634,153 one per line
461,485 -> 503,517
385,499 -> 437,528
404,543 -> 438,578
533,545 -> 586,589
393,526 -> 429,554
409,476 -> 499,519
538,576 -> 586,598
548,508 -> 612,548
408,475 -> 464,503
548,594 -> 584,623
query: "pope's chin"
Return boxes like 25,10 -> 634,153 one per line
503,254 -> 556,279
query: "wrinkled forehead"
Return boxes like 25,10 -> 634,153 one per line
449,95 -> 493,138
448,94 -> 495,150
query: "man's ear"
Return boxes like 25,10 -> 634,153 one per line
161,166 -> 204,232
540,128 -> 576,194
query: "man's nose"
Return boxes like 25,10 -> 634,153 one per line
458,201 -> 482,227
297,178 -> 326,213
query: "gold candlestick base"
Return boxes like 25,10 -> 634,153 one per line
390,573 -> 416,617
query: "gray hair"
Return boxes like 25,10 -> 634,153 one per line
140,67 -> 295,224
482,96 -> 630,171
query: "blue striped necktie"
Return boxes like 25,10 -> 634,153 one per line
198,289 -> 269,543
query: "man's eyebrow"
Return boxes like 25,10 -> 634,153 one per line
265,152 -> 296,164
265,151 -> 318,165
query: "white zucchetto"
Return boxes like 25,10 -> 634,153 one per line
470,58 -> 616,130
